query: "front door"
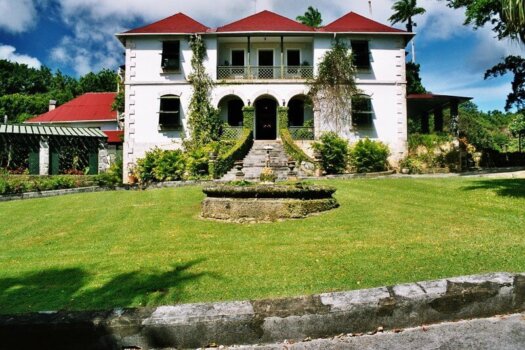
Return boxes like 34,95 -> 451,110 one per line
255,98 -> 277,140
258,50 -> 273,79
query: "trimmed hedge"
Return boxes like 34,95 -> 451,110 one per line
277,107 -> 314,164
0,175 -> 96,195
213,129 -> 254,178
203,183 -> 336,199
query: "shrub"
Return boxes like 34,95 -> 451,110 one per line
312,132 -> 349,174
0,174 -> 95,195
349,139 -> 390,173
136,148 -> 185,183
95,156 -> 123,188
214,129 -> 253,178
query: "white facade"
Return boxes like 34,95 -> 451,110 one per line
120,16 -> 410,177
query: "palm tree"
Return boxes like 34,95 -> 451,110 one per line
389,0 -> 426,32
389,0 -> 426,62
502,0 -> 525,42
296,6 -> 323,28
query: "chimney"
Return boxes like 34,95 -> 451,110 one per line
49,100 -> 57,111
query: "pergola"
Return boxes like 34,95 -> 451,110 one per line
407,93 -> 472,134
0,124 -> 108,175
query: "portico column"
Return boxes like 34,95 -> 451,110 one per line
434,107 -> 444,132
280,36 -> 284,79
450,100 -> 459,137
421,112 -> 430,134
98,140 -> 109,173
39,136 -> 49,175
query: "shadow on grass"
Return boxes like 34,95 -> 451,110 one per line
462,179 -> 525,198
0,259 -> 216,349
0,258 -> 212,314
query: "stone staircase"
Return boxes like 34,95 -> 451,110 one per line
222,140 -> 294,181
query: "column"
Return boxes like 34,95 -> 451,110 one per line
39,136 -> 49,175
434,107 -> 444,132
98,140 -> 109,174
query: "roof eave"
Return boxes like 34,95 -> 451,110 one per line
26,118 -> 117,124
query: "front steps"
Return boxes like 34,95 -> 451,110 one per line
221,140 -> 294,181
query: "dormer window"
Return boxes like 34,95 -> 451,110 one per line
159,95 -> 181,129
161,41 -> 180,71
352,95 -> 373,126
351,41 -> 370,69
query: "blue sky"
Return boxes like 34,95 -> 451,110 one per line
0,0 -> 523,112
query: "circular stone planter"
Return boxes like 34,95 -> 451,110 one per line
201,184 -> 339,222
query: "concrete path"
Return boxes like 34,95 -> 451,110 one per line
227,313 -> 525,350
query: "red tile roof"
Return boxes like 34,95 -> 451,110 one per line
124,13 -> 209,34
103,130 -> 124,144
321,12 -> 406,33
27,92 -> 117,124
216,10 -> 314,33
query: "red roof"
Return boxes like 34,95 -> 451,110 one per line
124,13 -> 209,34
27,92 -> 117,124
216,10 -> 315,32
321,12 -> 406,33
104,130 -> 124,144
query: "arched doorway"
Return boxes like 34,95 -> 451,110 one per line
255,98 -> 277,140
217,95 -> 244,127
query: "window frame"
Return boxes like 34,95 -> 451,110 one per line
161,41 -> 181,72
351,40 -> 371,70
158,95 -> 181,130
352,95 -> 373,127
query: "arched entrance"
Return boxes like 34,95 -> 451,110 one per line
255,98 -> 277,140
217,95 -> 244,127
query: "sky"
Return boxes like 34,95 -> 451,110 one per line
0,0 -> 524,112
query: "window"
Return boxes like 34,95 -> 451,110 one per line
161,41 -> 180,70
352,95 -> 373,126
227,99 -> 244,126
159,95 -> 181,129
351,41 -> 370,69
231,50 -> 245,66
287,50 -> 300,66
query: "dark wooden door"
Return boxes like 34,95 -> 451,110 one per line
258,50 -> 273,79
255,98 -> 277,140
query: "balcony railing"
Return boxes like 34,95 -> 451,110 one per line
289,126 -> 315,140
217,66 -> 314,80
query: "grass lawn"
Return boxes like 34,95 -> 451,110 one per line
0,177 -> 524,314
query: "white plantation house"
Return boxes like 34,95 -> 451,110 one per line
116,10 -> 416,180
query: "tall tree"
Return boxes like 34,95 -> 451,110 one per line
389,0 -> 426,62
389,0 -> 426,32
502,0 -> 525,41
485,55 -> 525,111
296,6 -> 323,28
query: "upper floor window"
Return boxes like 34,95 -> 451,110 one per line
352,95 -> 373,126
159,95 -> 181,129
161,41 -> 180,71
231,50 -> 245,66
351,41 -> 370,69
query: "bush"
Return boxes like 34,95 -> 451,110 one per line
95,156 -> 123,188
0,174 -> 95,195
349,139 -> 390,173
136,148 -> 185,183
312,132 -> 349,174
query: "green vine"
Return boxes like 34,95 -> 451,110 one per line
187,34 -> 221,148
242,106 -> 255,130
308,40 -> 360,132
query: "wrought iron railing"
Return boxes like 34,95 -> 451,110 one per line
289,127 -> 315,140
220,126 -> 244,140
217,66 -> 314,80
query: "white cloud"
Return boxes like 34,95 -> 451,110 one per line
0,0 -> 37,33
0,44 -> 41,68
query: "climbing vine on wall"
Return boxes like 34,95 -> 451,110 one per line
309,40 -> 360,134
187,34 -> 221,148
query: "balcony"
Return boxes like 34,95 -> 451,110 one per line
217,66 -> 313,81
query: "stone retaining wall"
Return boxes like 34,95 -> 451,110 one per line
0,272 -> 524,350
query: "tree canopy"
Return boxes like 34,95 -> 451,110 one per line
296,6 -> 323,28
0,59 -> 117,123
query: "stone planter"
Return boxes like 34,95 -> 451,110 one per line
201,184 -> 338,222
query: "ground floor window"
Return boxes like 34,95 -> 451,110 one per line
159,95 -> 181,129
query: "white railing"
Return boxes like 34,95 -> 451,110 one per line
217,66 -> 313,80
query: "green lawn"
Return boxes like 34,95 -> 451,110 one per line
0,177 -> 524,314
